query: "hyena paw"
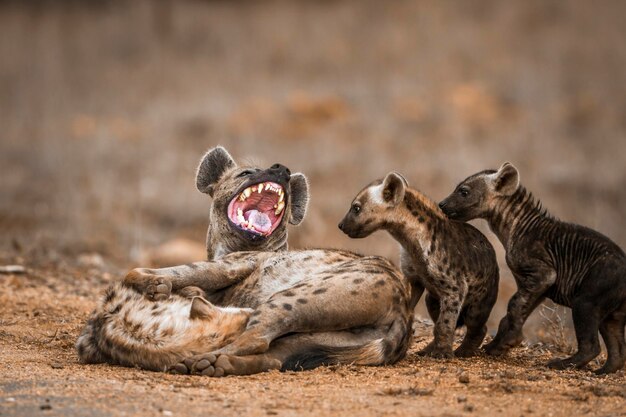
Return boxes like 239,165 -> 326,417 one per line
170,353 -> 220,376
178,286 -> 207,299
417,341 -> 435,356
170,354 -> 237,377
145,277 -> 172,301
484,341 -> 508,356
454,346 -> 479,358
546,357 -> 576,370
426,347 -> 454,359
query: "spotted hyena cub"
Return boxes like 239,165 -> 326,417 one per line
440,162 -> 626,374
339,172 -> 499,358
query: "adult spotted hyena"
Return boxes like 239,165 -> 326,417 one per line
440,162 -> 626,374
77,147 -> 413,376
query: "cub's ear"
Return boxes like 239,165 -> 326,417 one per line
196,146 -> 237,196
382,172 -> 407,206
493,162 -> 520,196
189,296 -> 219,320
288,173 -> 309,225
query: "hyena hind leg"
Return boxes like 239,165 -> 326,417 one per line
595,308 -> 626,375
454,304 -> 490,357
547,302 -> 601,370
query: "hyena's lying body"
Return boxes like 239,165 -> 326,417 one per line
440,162 -> 626,374
339,172 -> 499,358
77,147 -> 413,375
77,282 -> 252,371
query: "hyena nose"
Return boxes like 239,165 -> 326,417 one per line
270,163 -> 291,180
338,222 -> 344,231
438,201 -> 446,209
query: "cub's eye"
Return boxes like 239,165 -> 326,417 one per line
351,204 -> 361,214
236,170 -> 255,178
458,188 -> 469,198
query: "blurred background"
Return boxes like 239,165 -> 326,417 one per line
1,0 -> 625,337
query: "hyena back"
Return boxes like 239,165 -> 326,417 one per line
339,172 -> 499,358
440,162 -> 626,374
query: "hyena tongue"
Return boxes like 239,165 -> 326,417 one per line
246,210 -> 272,233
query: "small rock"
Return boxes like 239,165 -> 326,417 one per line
50,362 -> 64,369
457,395 -> 467,403
40,404 -> 52,410
464,404 -> 474,412
6,397 -> 16,402
459,373 -> 470,384
161,410 -> 173,416
77,253 -> 104,268
0,265 -> 26,274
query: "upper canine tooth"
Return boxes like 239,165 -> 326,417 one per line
278,193 -> 284,203
258,183 -> 263,193
275,201 -> 285,215
265,183 -> 271,190
243,188 -> 252,198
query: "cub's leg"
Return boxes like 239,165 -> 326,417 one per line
485,270 -> 554,355
547,302 -> 601,370
428,293 -> 464,359
595,307 -> 626,374
455,287 -> 496,357
417,293 -> 439,356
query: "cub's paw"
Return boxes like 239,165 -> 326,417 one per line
417,341 -> 435,356
546,357 -> 576,370
426,347 -> 454,359
454,347 -> 479,358
484,341 -> 508,356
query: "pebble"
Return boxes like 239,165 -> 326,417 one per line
51,362 -> 64,369
459,373 -> 470,384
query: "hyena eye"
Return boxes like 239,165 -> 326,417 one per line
458,188 -> 469,198
351,204 -> 361,214
236,170 -> 255,178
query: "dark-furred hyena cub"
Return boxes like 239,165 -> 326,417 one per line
440,162 -> 626,374
339,172 -> 499,358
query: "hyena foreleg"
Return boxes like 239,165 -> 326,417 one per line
485,271 -> 555,355
123,252 -> 265,301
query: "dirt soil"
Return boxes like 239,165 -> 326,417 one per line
2,1 -> 626,416
1,257 -> 624,417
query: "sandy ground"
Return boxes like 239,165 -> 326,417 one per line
1,261 -> 624,417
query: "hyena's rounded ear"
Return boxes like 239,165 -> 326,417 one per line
382,172 -> 407,206
288,173 -> 309,225
493,162 -> 520,196
189,296 -> 219,320
196,146 -> 237,196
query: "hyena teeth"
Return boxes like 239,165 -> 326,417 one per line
278,192 -> 284,203
275,201 -> 285,215
265,183 -> 271,191
237,208 -> 245,224
258,183 -> 263,193
243,188 -> 252,198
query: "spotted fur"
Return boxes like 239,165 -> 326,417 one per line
440,162 -> 626,374
77,147 -> 414,376
339,172 -> 499,358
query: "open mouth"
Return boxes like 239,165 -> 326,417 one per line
227,182 -> 286,237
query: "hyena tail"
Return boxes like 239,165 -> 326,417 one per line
281,316 -> 412,371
